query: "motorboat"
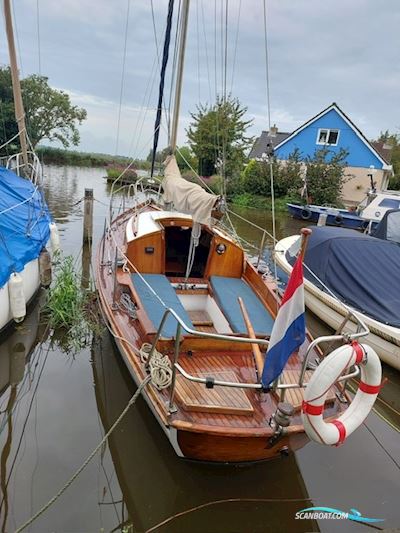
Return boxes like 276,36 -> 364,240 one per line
275,226 -> 400,370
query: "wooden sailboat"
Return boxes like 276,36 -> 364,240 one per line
95,0 -> 380,463
91,330 -> 319,532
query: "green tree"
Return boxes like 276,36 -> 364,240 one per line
376,130 -> 400,189
187,95 -> 253,177
176,145 -> 197,172
240,150 -> 303,198
304,147 -> 349,205
0,67 -> 87,152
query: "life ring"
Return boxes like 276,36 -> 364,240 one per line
301,342 -> 381,446
301,208 -> 312,220
334,214 -> 343,225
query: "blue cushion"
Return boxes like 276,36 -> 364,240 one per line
210,276 -> 274,336
131,274 -> 194,338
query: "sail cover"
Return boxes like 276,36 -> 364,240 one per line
0,166 -> 52,288
162,155 -> 218,225
286,226 -> 400,327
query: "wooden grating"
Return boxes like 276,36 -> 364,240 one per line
274,369 -> 336,411
188,310 -> 214,327
175,370 -> 254,416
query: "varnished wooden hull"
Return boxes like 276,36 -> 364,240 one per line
176,429 -> 309,463
96,203 -> 346,463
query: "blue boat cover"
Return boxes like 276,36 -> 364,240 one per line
131,273 -> 194,337
210,276 -> 274,335
372,209 -> 400,244
286,226 -> 400,327
0,166 -> 51,289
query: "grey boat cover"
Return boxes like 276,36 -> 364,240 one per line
372,209 -> 400,244
286,226 -> 400,327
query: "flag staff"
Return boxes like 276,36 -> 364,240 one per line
299,228 -> 312,260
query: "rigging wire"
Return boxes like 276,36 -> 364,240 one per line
229,0 -> 242,93
36,0 -> 41,74
262,0 -> 278,288
150,0 -> 175,177
150,0 -> 175,146
115,0 -> 131,156
196,0 -> 201,103
200,0 -> 213,105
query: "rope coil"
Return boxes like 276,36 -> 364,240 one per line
140,342 -> 173,390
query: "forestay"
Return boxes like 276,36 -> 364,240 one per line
162,155 -> 218,226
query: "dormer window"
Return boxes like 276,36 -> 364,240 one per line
317,128 -> 339,146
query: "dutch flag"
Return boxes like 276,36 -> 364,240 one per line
261,255 -> 306,388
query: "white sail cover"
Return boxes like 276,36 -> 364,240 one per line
163,155 -> 218,225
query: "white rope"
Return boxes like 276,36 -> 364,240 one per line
0,129 -> 26,151
184,221 -> 201,279
139,343 -> 173,390
14,375 -> 151,533
0,184 -> 40,216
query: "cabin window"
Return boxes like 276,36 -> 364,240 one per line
316,128 -> 339,146
164,226 -> 211,278
378,198 -> 400,209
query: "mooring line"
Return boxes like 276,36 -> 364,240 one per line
144,497 -> 384,532
14,375 -> 151,533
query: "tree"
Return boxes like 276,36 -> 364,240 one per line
187,95 -> 253,177
240,150 -> 304,198
175,145 -> 197,172
304,148 -> 349,205
0,67 -> 87,152
376,130 -> 400,190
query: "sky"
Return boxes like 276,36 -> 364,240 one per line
1,0 -> 399,158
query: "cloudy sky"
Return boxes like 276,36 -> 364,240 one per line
1,0 -> 399,158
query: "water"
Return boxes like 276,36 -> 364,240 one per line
0,165 -> 399,532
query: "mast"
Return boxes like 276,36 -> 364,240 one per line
170,0 -> 190,152
3,0 -> 29,168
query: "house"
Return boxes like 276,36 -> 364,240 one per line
249,103 -> 393,204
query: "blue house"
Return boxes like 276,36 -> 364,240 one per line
250,103 -> 392,203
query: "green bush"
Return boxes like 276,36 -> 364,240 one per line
239,148 -> 348,206
304,148 -> 349,206
36,145 -> 149,169
230,193 -> 292,211
106,166 -> 137,181
240,152 -> 303,198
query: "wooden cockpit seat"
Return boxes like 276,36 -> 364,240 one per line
210,276 -> 274,336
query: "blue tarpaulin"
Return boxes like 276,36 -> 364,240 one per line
0,166 -> 51,288
286,226 -> 400,327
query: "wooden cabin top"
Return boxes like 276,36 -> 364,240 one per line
124,210 -> 245,280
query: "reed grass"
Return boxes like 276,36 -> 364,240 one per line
45,254 -> 101,354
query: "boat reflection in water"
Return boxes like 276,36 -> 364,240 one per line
0,294 -> 48,531
92,331 -> 318,533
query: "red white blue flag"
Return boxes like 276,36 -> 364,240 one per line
261,255 -> 306,388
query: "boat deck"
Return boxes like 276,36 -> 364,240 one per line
96,203 -> 345,461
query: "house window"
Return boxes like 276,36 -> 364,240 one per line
316,128 -> 340,146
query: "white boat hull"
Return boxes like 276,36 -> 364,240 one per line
0,258 -> 41,332
275,236 -> 400,371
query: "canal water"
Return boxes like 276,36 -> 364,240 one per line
0,166 -> 399,532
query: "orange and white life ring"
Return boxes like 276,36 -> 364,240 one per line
302,342 -> 381,446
